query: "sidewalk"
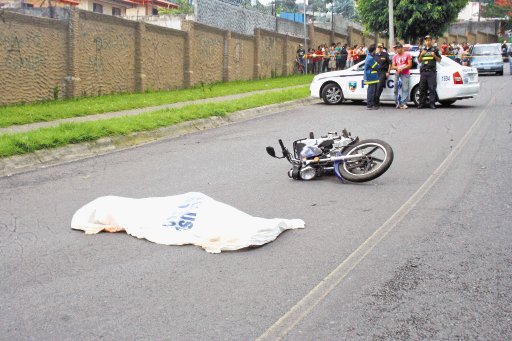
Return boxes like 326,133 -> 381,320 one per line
0,85 -> 318,177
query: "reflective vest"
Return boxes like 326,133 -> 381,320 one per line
364,54 -> 380,84
420,47 -> 440,71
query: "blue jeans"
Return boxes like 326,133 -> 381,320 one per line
394,73 -> 410,105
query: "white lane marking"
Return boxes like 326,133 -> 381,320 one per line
256,103 -> 491,341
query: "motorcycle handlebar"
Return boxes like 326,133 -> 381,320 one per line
278,139 -> 290,157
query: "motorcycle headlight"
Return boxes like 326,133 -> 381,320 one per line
300,166 -> 316,180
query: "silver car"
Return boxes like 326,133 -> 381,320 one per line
469,43 -> 504,76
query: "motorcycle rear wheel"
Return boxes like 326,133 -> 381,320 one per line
338,139 -> 394,182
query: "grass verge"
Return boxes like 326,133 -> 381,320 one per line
0,75 -> 313,128
0,86 -> 309,158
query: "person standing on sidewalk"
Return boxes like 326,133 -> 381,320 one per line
375,43 -> 391,107
391,43 -> 412,109
418,35 -> 441,109
364,44 -> 380,110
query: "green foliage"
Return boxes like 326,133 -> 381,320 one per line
481,0 -> 512,33
158,0 -> 194,15
0,75 -> 313,128
53,85 -> 60,101
0,87 -> 309,158
356,0 -> 469,43
480,0 -> 512,15
280,0 -> 298,12
332,0 -> 355,18
309,0 -> 327,14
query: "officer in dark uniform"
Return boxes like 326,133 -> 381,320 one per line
374,43 -> 391,108
418,35 -> 441,109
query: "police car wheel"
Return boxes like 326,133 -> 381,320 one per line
321,83 -> 343,105
412,86 -> 432,106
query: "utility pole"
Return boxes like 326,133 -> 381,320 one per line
304,0 -> 308,73
388,0 -> 394,47
331,0 -> 334,35
477,0 -> 481,22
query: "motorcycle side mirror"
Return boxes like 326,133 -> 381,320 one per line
266,146 -> 276,158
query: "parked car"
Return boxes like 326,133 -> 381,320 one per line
403,44 -> 419,52
469,43 -> 504,75
310,52 -> 480,106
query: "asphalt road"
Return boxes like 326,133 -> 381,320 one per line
1,74 -> 511,340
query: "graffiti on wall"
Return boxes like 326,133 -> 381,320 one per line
0,31 -> 46,70
88,34 -> 129,72
199,36 -> 223,59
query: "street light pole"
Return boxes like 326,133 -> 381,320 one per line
388,0 -> 394,47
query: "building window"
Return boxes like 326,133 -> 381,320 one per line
93,3 -> 103,13
22,3 -> 34,8
112,7 -> 121,15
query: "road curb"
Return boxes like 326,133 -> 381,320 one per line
0,97 -> 319,178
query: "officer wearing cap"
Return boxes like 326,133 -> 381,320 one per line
375,43 -> 391,108
418,35 -> 441,109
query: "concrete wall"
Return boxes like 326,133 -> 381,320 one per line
186,21 -> 225,85
228,32 -> 255,81
75,11 -> 137,97
143,24 -> 186,91
311,26 -> 332,48
0,11 -> 68,104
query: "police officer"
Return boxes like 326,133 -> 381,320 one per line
374,43 -> 391,108
364,44 -> 380,110
418,35 -> 441,109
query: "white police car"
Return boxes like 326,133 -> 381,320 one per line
310,52 -> 480,106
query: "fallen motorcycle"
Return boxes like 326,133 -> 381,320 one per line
266,129 -> 394,183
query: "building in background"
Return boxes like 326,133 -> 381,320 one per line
458,1 -> 481,21
0,0 -> 178,16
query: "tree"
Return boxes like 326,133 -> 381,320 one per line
158,0 -> 194,15
356,0 -> 469,43
332,0 -> 356,19
481,0 -> 512,17
480,0 -> 512,34
310,0 -> 328,14
280,0 -> 298,12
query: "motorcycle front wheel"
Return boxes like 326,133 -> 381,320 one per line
338,139 -> 394,182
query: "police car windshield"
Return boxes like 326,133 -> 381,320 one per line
472,45 -> 501,56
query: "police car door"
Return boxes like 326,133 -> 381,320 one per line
380,71 -> 395,101
342,61 -> 366,100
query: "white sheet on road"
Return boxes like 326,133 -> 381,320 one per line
71,192 -> 304,253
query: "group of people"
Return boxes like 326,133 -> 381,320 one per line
439,41 -> 471,66
364,35 -> 441,110
295,43 -> 370,74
